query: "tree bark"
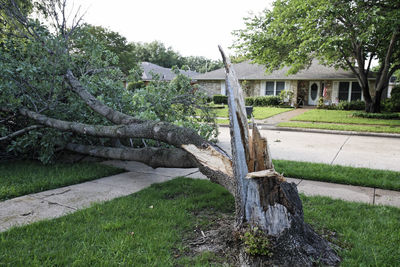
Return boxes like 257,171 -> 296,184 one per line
219,46 -> 340,266
0,125 -> 44,142
15,106 -> 237,195
65,143 -> 196,168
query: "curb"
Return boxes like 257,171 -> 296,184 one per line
218,123 -> 400,138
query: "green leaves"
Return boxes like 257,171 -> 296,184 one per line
233,0 -> 400,73
128,74 -> 218,141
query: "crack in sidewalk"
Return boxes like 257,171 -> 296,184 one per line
42,199 -> 77,211
330,136 -> 351,165
41,189 -> 71,197
30,194 -> 77,211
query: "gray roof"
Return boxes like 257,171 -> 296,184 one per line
141,62 -> 198,81
195,60 -> 375,81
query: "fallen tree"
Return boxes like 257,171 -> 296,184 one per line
0,1 -> 340,265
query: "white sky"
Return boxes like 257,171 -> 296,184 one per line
71,0 -> 273,60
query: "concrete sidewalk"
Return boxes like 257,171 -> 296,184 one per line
1,160 -> 400,233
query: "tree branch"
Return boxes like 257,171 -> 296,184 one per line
0,125 -> 44,142
377,30 -> 400,90
65,70 -> 143,125
16,107 -> 235,194
65,143 -> 196,168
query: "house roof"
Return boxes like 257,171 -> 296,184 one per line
141,62 -> 198,81
195,60 -> 376,81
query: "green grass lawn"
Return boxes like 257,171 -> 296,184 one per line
273,159 -> 400,191
216,118 -> 230,125
290,109 -> 400,126
1,178 -> 399,266
0,160 -> 124,200
278,109 -> 400,133
278,121 -> 400,134
212,106 -> 293,120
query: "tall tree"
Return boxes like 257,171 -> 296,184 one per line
84,25 -> 138,75
130,41 -> 223,73
233,0 -> 400,112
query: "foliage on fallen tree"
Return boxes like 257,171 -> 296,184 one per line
0,0 -> 216,163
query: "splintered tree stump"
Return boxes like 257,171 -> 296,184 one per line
218,46 -> 340,266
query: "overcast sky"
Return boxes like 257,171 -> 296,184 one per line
71,0 -> 273,60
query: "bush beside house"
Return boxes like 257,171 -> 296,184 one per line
383,86 -> 400,112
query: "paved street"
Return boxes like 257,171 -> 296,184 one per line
217,127 -> 400,172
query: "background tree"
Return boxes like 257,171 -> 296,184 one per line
84,25 -> 138,75
233,0 -> 400,112
181,55 -> 223,73
129,40 -> 222,73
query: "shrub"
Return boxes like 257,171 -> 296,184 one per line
127,81 -> 145,91
316,97 -> 338,110
352,112 -> 400,120
253,96 -> 281,106
213,94 -> 228,105
242,227 -> 273,257
316,97 -> 325,109
245,97 -> 255,106
383,86 -> 400,112
337,100 -> 365,110
279,90 -> 294,105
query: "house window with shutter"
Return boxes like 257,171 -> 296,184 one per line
265,81 -> 287,96
276,82 -> 285,96
266,82 -> 275,95
339,82 -> 350,101
338,81 -> 362,101
351,82 -> 362,101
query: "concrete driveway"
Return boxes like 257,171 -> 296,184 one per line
217,127 -> 400,172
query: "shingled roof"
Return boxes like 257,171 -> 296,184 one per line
141,62 -> 198,81
195,60 -> 375,81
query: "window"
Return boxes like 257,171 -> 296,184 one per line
339,82 -> 349,101
338,81 -> 362,101
265,81 -> 286,96
351,82 -> 362,101
266,82 -> 274,95
276,82 -> 285,96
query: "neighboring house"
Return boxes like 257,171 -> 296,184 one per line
140,62 -> 198,82
195,60 -> 377,106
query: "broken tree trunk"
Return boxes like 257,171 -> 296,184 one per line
219,46 -> 340,266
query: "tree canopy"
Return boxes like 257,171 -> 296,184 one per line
130,40 -> 223,73
80,26 -> 223,74
0,0 -> 216,162
233,0 -> 400,112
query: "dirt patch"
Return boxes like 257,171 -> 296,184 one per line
179,212 -> 240,266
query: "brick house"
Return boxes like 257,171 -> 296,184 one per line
195,60 -> 379,106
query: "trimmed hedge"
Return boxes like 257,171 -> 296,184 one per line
213,95 -> 228,105
213,94 -> 291,107
337,100 -> 365,110
352,112 -> 400,120
245,96 -> 281,107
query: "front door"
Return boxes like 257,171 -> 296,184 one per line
308,81 -> 320,105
